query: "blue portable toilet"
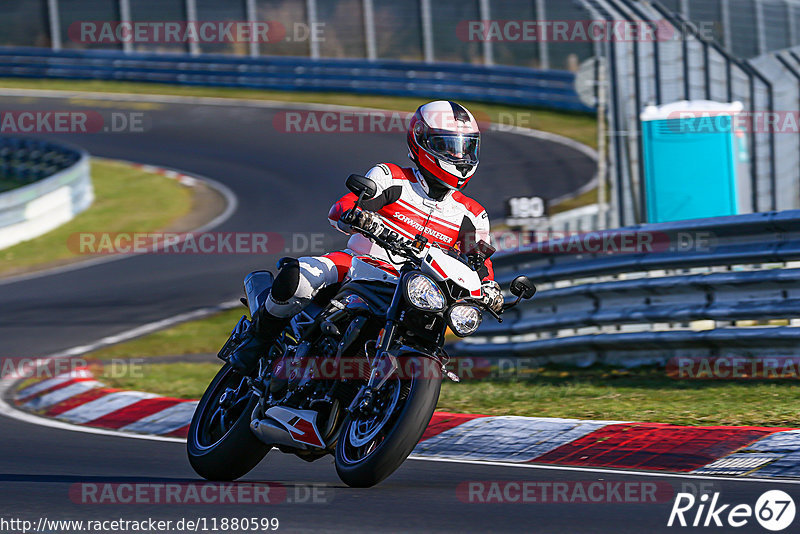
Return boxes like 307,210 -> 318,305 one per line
640,100 -> 744,223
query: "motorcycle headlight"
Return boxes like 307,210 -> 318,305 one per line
404,274 -> 445,311
447,305 -> 482,337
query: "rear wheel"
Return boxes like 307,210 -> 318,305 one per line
187,364 -> 269,480
335,365 -> 441,488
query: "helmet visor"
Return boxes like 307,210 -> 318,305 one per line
424,134 -> 480,164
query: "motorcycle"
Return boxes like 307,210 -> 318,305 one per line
187,173 -> 537,487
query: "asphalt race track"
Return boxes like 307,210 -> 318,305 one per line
1,93 -> 795,533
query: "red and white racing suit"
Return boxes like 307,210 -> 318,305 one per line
265,163 -> 494,318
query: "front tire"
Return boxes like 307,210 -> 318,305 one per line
335,369 -> 441,488
187,364 -> 270,480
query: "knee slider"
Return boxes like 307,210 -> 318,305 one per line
271,257 -> 300,303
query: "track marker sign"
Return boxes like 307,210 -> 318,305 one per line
506,196 -> 547,227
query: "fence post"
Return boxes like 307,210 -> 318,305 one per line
721,0 -> 733,51
47,0 -> 61,51
246,0 -> 259,57
420,0 -> 434,63
185,0 -> 200,55
119,0 -> 133,53
363,0 -> 377,60
479,0 -> 493,66
755,0 -> 767,54
536,0 -> 549,69
306,0 -> 320,58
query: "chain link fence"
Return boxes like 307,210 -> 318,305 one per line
0,0 -> 597,71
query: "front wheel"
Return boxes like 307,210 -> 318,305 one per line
187,364 -> 270,480
335,367 -> 441,488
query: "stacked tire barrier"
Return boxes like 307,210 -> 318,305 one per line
0,137 -> 92,250
456,211 -> 800,366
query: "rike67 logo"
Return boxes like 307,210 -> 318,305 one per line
668,490 -> 795,531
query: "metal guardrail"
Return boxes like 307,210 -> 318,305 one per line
458,211 -> 800,365
0,47 -> 592,112
492,211 -> 800,283
0,137 -> 92,250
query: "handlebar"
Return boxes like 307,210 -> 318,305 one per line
343,208 -> 509,323
343,210 -> 423,265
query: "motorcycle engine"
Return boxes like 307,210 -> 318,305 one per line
290,335 -> 338,392
269,335 -> 339,407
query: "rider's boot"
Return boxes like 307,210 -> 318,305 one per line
229,306 -> 288,375
230,257 -> 304,374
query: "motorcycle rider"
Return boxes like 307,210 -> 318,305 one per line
230,100 -> 503,374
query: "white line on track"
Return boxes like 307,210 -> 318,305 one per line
0,300 -> 240,443
406,456 -> 800,485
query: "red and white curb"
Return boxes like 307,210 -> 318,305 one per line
129,163 -> 199,188
14,367 -> 195,438
11,366 -> 800,478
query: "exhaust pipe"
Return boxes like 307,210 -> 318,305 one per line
250,406 -> 326,450
250,417 -> 309,450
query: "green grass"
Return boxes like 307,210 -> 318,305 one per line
549,186 -> 599,215
0,159 -> 193,277
86,308 -> 246,361
0,78 -> 598,149
98,362 -> 221,400
86,308 -> 800,426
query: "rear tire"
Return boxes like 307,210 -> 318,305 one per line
335,370 -> 441,488
187,364 -> 270,481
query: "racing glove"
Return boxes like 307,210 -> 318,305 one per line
340,209 -> 384,236
481,280 -> 504,313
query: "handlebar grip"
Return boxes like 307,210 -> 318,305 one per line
341,209 -> 356,225
378,227 -> 395,241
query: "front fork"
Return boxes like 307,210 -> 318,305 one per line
346,267 -> 411,416
347,266 -> 454,416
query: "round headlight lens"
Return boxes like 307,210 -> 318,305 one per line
447,305 -> 483,337
405,274 -> 445,311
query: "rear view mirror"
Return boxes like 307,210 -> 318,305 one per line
462,238 -> 496,269
346,174 -> 377,199
510,275 -> 536,299
467,239 -> 496,259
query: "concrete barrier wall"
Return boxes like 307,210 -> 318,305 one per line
0,143 -> 92,250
